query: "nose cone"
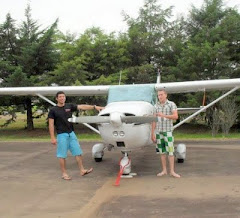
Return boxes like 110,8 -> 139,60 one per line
110,112 -> 123,127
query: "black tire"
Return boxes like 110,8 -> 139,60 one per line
94,157 -> 103,162
177,159 -> 184,163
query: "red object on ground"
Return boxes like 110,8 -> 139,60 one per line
114,157 -> 130,186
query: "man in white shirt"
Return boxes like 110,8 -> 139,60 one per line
152,90 -> 180,178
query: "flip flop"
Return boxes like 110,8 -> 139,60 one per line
81,168 -> 93,176
157,172 -> 167,177
170,173 -> 181,178
62,174 -> 72,180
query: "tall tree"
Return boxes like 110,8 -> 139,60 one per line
0,14 -> 19,79
48,27 -> 130,85
123,0 -> 173,67
0,5 -> 59,130
174,0 -> 240,121
122,0 -> 178,84
178,0 -> 240,80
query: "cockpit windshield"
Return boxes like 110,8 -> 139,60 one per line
107,84 -> 156,105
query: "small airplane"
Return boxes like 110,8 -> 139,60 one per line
0,74 -> 240,185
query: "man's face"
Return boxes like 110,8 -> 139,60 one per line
56,94 -> 66,104
158,91 -> 167,103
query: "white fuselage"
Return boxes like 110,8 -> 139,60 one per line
98,101 -> 155,149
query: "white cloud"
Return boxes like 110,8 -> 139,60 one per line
0,0 -> 239,34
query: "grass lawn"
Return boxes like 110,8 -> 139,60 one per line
0,114 -> 101,142
0,114 -> 239,142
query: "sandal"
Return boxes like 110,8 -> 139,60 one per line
81,168 -> 93,176
62,174 -> 72,180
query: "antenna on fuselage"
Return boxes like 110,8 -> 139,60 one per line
155,68 -> 161,104
119,70 -> 122,85
156,68 -> 161,84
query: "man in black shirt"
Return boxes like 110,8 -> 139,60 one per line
48,91 -> 104,180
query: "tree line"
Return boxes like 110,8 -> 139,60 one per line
0,0 -> 239,132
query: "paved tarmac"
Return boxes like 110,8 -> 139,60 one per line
0,140 -> 240,218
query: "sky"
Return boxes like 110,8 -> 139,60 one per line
0,0 -> 239,34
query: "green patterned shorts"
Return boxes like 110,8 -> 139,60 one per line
156,132 -> 174,156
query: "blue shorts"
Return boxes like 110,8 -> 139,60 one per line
56,132 -> 82,158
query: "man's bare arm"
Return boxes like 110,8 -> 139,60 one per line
77,105 -> 105,111
157,109 -> 178,120
49,118 -> 57,145
151,121 -> 156,142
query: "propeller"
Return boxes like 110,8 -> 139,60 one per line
121,116 -> 158,124
68,115 -> 158,124
68,116 -> 110,124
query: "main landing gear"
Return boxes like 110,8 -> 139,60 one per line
175,143 -> 186,163
92,143 -> 114,162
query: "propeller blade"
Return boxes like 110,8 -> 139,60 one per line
121,116 -> 158,124
68,115 -> 158,124
68,116 -> 110,124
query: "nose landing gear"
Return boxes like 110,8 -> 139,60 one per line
115,150 -> 137,186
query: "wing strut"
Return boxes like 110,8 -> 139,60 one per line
37,94 -> 56,106
173,86 -> 239,130
36,93 -> 100,134
202,88 -> 206,106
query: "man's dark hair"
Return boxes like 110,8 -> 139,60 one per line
56,91 -> 66,98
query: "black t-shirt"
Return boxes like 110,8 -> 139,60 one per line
48,103 -> 78,134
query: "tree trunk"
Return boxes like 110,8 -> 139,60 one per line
26,97 -> 34,130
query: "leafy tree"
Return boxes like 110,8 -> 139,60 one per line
219,97 -> 239,135
5,67 -> 29,86
123,0 -> 187,86
172,0 -> 240,117
160,17 -> 186,80
177,40 -> 230,80
0,5 -> 59,130
48,27 -> 130,85
0,14 -> 19,79
207,96 -> 239,136
180,0 -> 240,80
123,0 -> 173,67
124,64 -> 156,84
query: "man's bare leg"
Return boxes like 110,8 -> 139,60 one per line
59,158 -> 71,180
168,155 -> 180,178
157,154 -> 168,176
75,155 -> 93,176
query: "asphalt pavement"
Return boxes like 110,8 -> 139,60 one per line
0,140 -> 240,218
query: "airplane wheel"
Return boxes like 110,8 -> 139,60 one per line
94,157 -> 103,162
177,159 -> 184,163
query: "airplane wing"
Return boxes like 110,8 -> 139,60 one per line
0,85 -> 109,96
155,78 -> 240,93
0,78 -> 239,96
